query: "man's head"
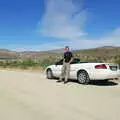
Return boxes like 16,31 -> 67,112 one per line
64,46 -> 69,52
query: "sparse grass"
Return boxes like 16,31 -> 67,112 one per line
0,56 -> 60,71
0,54 -> 120,71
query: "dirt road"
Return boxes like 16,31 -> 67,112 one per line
0,70 -> 120,120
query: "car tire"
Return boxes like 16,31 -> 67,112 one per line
77,71 -> 90,84
46,69 -> 53,79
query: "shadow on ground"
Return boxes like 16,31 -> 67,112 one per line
70,80 -> 118,86
53,78 -> 118,86
89,80 -> 118,86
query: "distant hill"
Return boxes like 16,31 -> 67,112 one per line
0,46 -> 120,61
0,49 -> 19,59
44,48 -> 64,54
74,46 -> 120,57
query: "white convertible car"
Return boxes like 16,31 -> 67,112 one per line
45,58 -> 120,84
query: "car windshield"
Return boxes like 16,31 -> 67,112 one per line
56,58 -> 81,65
71,58 -> 80,64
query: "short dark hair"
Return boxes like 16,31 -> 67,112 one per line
65,46 -> 69,49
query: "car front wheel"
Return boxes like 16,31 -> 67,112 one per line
77,71 -> 90,84
46,69 -> 53,79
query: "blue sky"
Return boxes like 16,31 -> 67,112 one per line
0,0 -> 120,51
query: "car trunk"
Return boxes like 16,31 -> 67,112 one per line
107,63 -> 119,71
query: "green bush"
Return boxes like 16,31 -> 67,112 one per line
114,59 -> 120,64
39,58 -> 56,68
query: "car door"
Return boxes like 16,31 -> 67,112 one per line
53,59 -> 63,77
69,58 -> 81,79
54,58 -> 80,78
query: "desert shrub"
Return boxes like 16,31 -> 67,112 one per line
0,61 -> 4,66
39,58 -> 56,68
113,58 -> 120,68
0,59 -> 38,68
114,58 -> 120,64
20,60 -> 37,66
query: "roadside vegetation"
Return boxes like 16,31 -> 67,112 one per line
0,56 -> 61,70
0,46 -> 120,71
0,55 -> 120,71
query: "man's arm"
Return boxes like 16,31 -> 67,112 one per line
69,52 -> 74,63
63,58 -> 65,63
63,53 -> 65,63
69,57 -> 73,63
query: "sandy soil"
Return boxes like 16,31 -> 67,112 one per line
0,70 -> 120,120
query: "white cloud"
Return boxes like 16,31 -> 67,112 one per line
38,0 -> 120,51
9,28 -> 120,51
40,0 -> 87,40
69,28 -> 120,49
8,0 -> 120,51
38,28 -> 120,50
71,28 -> 120,49
10,27 -> 120,52
100,28 -> 120,42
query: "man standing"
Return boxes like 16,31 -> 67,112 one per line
57,46 -> 73,84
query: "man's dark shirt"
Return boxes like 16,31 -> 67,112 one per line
64,51 -> 73,63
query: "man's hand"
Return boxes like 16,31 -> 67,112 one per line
63,58 -> 65,64
69,57 -> 73,64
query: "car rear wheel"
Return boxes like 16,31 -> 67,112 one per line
46,69 -> 53,79
77,71 -> 90,84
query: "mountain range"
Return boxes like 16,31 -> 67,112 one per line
0,46 -> 120,60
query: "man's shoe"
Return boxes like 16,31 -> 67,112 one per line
56,80 -> 63,83
64,81 -> 68,84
